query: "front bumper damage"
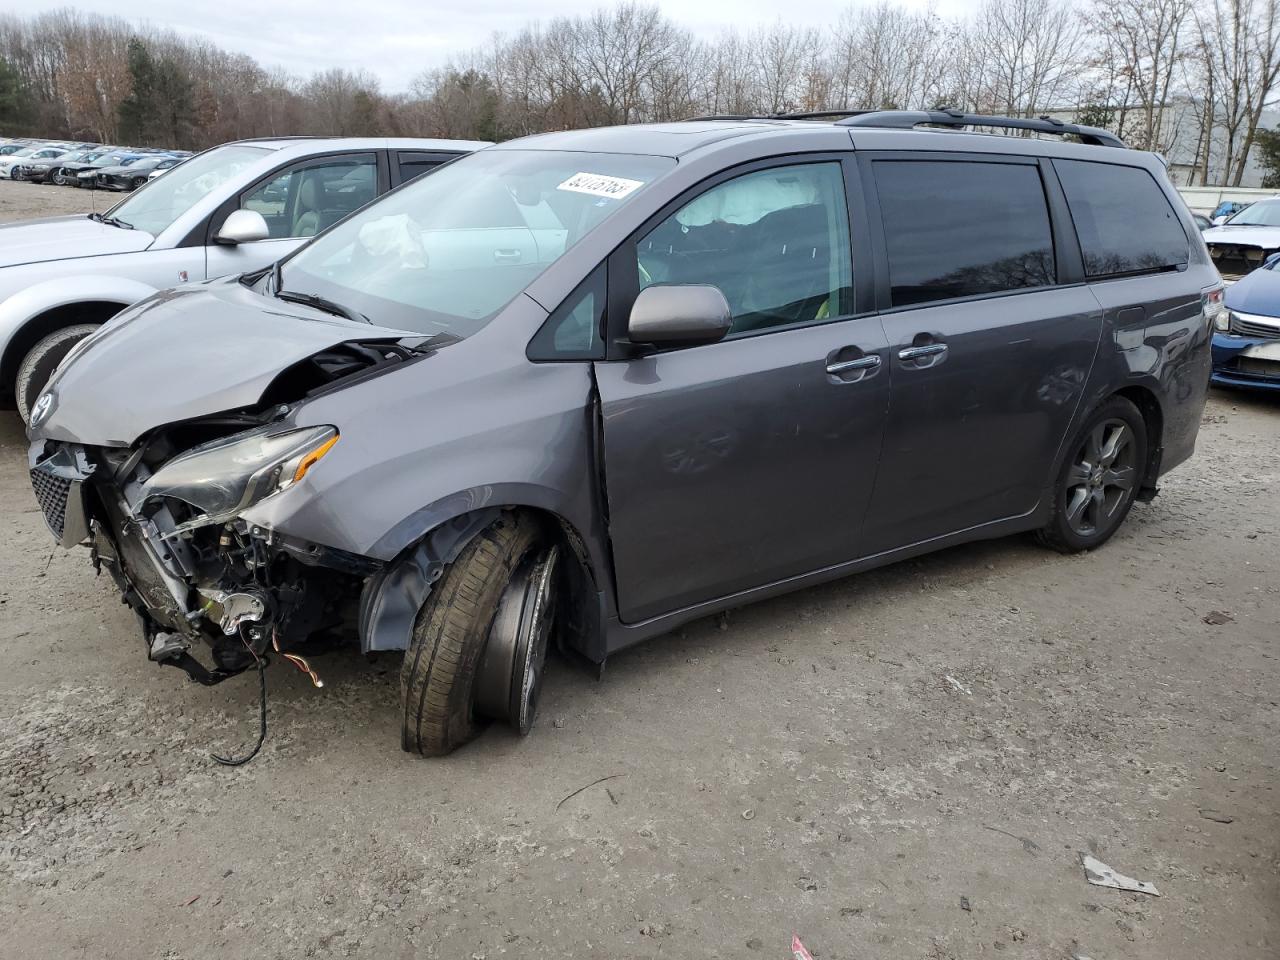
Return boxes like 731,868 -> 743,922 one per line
29,437 -> 381,687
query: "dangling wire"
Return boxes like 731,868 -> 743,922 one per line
211,650 -> 268,767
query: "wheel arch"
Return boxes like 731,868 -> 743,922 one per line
1111,383 -> 1164,497
0,277 -> 156,405
358,497 -> 609,663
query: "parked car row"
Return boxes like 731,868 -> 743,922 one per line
0,136 -> 191,191
5,113 -> 1226,760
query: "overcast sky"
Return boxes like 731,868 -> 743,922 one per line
21,0 -> 977,91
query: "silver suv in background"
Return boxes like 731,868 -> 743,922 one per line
0,136 -> 488,421
27,112 -> 1217,759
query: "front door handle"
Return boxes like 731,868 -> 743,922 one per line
898,342 -> 948,368
826,355 -> 882,376
493,248 -> 523,262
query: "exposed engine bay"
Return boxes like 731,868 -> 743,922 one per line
31,422 -> 378,691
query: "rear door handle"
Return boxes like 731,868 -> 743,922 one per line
826,355 -> 882,375
493,248 -> 523,262
901,340 -> 952,366
898,343 -> 947,362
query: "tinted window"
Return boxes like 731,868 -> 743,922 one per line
1055,159 -> 1188,278
634,162 -> 853,335
874,160 -> 1055,307
397,154 -> 442,184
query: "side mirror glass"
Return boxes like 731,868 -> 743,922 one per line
627,284 -> 732,347
215,209 -> 270,244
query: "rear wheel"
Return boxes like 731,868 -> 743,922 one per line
15,324 -> 101,424
1036,396 -> 1147,553
400,512 -> 559,756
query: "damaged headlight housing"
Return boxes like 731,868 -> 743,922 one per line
137,425 -> 338,530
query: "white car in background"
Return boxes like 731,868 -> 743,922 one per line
0,144 -> 72,179
1202,197 -> 1280,277
0,136 -> 488,421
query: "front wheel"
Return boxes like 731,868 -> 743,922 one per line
10,169 -> 22,182
131,177 -> 146,190
1036,396 -> 1147,553
52,171 -> 67,186
400,512 -> 558,756
15,324 -> 101,424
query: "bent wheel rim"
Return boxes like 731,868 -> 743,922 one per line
1064,418 -> 1136,538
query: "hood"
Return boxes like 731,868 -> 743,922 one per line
1224,264 -> 1280,316
94,164 -> 135,176
1202,224 -> 1280,248
33,278 -> 416,447
0,215 -> 152,268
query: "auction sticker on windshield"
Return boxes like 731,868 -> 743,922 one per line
557,172 -> 644,200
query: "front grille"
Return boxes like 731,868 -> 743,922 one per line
1230,313 -> 1280,339
29,468 -> 71,539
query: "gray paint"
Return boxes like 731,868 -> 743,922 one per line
30,119 -> 1216,663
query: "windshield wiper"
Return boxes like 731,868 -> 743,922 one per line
87,212 -> 133,230
402,332 -> 463,354
276,289 -> 371,324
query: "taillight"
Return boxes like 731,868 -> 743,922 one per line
1202,285 -> 1228,332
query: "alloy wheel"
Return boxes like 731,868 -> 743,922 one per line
1063,418 -> 1136,538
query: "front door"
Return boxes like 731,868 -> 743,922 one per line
858,155 -> 1103,555
203,153 -> 380,281
594,159 -> 890,623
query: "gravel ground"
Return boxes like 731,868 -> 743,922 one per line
0,177 -> 102,221
1,178 -> 1278,959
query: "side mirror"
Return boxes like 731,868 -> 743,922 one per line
627,284 -> 732,347
215,209 -> 270,244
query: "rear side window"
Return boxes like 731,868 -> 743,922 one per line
1054,159 -> 1188,279
396,153 -> 443,185
873,160 -> 1055,307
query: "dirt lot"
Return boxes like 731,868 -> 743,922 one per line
0,177 -> 1278,959
0,177 -> 100,221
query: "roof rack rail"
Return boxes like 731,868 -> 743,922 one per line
837,108 -> 1127,148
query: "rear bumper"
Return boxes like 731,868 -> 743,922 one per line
1211,331 -> 1280,390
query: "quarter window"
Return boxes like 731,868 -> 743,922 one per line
873,160 -> 1056,307
634,162 -> 853,335
1054,159 -> 1188,278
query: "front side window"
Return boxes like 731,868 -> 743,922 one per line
634,162 -> 853,335
874,160 -> 1055,307
1055,159 -> 1188,278
105,143 -> 270,237
241,155 -> 377,239
279,149 -> 673,338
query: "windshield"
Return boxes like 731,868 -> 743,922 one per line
1226,200 -> 1280,227
106,144 -> 269,236
278,150 -> 673,337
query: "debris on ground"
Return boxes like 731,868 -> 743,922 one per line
742,808 -> 755,820
791,934 -> 815,960
960,895 -> 971,912
1203,610 -> 1234,625
1199,808 -> 1234,824
944,675 -> 973,695
1081,854 -> 1161,896
983,823 -> 1042,855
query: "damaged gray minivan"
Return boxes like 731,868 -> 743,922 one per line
27,111 -> 1218,756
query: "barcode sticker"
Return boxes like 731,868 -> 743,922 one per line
557,172 -> 644,200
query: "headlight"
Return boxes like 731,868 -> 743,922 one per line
137,425 -> 338,529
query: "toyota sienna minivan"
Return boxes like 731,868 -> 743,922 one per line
27,111 -> 1219,758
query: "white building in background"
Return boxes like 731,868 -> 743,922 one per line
1047,101 -> 1280,188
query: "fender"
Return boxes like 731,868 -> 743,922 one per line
0,274 -> 159,374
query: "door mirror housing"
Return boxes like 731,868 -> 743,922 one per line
627,284 -> 732,347
215,209 -> 270,244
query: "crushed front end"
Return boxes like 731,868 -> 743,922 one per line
28,421 -> 380,687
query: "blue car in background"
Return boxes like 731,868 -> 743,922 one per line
1212,253 -> 1280,392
